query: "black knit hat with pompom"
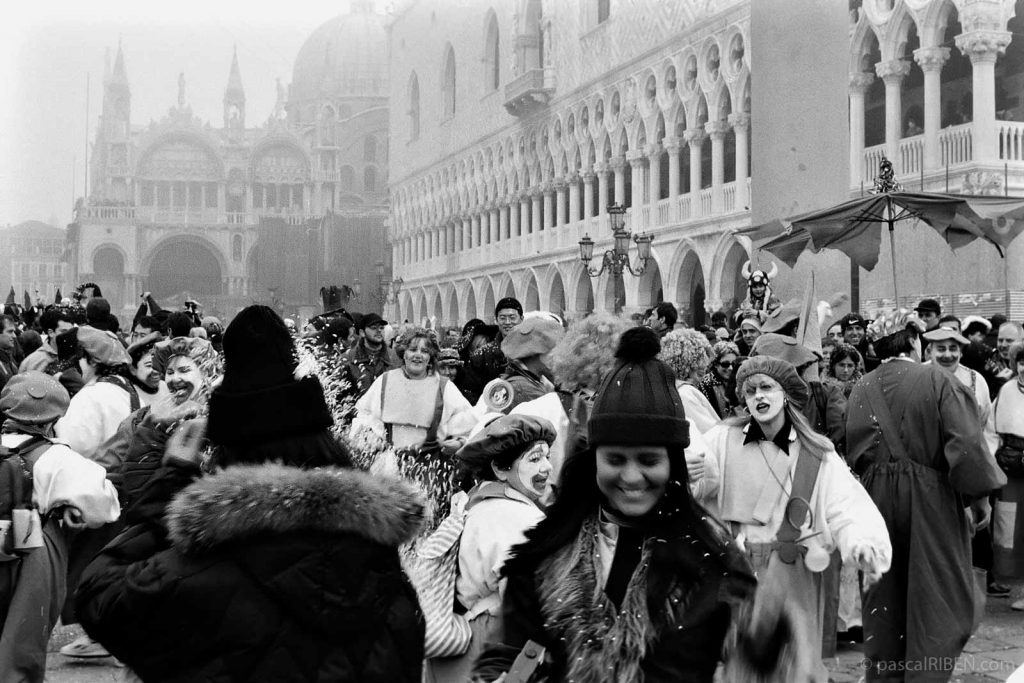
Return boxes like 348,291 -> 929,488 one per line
207,305 -> 332,447
588,326 -> 689,447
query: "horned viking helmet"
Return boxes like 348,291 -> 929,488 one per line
741,260 -> 778,287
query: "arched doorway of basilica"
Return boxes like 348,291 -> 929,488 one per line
147,239 -> 223,303
94,247 -> 125,312
677,252 -> 706,327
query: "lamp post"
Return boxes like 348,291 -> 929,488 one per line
578,203 -> 653,314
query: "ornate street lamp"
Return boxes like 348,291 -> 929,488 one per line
578,203 -> 653,278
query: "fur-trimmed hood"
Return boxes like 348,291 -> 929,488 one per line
166,464 -> 425,556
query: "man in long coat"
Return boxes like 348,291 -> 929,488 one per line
847,321 -> 1005,682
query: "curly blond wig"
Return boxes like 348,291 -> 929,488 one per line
660,329 -> 714,381
548,312 -> 630,391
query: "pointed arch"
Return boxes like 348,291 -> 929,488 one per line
483,10 -> 501,92
442,44 -> 457,118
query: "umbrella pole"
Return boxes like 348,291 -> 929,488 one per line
888,222 -> 899,306
886,196 -> 899,306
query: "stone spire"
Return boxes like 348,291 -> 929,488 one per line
110,40 -> 129,90
224,45 -> 246,129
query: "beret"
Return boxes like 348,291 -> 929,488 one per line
457,414 -> 556,474
923,327 -> 968,345
0,371 -> 70,425
500,317 -> 564,360
734,356 -> 810,410
77,326 -> 131,366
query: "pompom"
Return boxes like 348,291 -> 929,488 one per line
615,326 -> 661,362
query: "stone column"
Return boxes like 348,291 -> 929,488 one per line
519,195 -> 530,236
595,162 -> 610,215
489,207 -> 499,243
956,29 -> 1011,164
538,185 -> 551,230
705,120 -> 729,213
610,156 -> 627,206
727,113 -> 750,207
626,151 -> 644,208
663,136 -> 682,198
646,144 -> 662,204
582,171 -> 595,220
554,181 -> 567,227
510,198 -> 522,238
568,173 -> 581,223
875,59 -> 911,166
473,213 -> 483,247
848,73 -> 874,184
914,47 -> 950,170
498,203 -> 509,241
303,185 -> 311,212
684,128 -> 706,196
462,216 -> 472,250
531,192 -> 542,234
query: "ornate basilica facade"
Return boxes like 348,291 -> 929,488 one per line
73,1 -> 389,317
388,0 -> 1024,326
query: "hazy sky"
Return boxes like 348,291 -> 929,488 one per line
0,1 -> 374,227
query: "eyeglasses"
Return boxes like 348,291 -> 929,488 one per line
718,361 -> 735,369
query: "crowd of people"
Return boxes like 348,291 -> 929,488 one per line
0,265 -> 1019,682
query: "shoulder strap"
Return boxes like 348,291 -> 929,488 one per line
425,377 -> 447,443
860,374 -> 912,462
773,437 -> 824,564
98,375 -> 141,412
380,371 -> 393,443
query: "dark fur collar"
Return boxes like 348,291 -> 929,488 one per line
166,464 -> 425,556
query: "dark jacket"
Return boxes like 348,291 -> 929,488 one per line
340,338 -> 400,399
76,461 -> 426,682
500,360 -> 553,410
474,511 -> 756,682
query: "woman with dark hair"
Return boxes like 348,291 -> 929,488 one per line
824,343 -> 863,398
473,328 -> 757,682
75,305 -> 427,682
698,340 -> 740,418
696,356 -> 890,679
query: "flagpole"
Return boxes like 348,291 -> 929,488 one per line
887,196 -> 899,306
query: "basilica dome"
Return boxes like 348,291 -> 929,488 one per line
290,1 -> 388,107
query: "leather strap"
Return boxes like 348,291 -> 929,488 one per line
860,374 -> 912,463
774,438 -> 823,565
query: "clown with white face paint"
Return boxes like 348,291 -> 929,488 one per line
421,414 -> 554,683
695,355 -> 891,679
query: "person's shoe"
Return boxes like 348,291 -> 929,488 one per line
988,583 -> 1012,597
1011,598 -> 1024,611
59,634 -> 110,658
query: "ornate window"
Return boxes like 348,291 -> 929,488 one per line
409,72 -> 421,140
484,12 -> 500,91
442,45 -> 457,118
364,166 -> 377,192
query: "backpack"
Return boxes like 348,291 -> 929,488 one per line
0,435 -> 52,562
